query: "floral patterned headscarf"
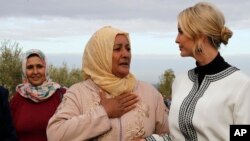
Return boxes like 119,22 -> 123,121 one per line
16,49 -> 61,102
83,26 -> 137,97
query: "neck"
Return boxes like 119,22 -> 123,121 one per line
195,47 -> 218,66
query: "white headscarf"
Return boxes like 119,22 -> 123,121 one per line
83,26 -> 137,97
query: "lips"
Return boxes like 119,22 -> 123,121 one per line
118,62 -> 129,69
179,46 -> 183,51
31,76 -> 41,80
119,61 -> 130,66
120,62 -> 128,65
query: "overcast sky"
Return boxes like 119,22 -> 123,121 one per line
1,0 -> 250,56
1,0 -> 250,83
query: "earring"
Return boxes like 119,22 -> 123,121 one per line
197,47 -> 203,53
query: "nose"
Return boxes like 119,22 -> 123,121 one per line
33,67 -> 38,74
121,48 -> 130,57
175,34 -> 180,44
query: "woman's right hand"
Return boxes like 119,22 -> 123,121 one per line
99,90 -> 139,118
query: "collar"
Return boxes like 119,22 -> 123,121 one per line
194,52 -> 231,76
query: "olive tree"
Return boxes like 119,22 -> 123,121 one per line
157,69 -> 175,99
0,40 -> 22,96
49,63 -> 83,88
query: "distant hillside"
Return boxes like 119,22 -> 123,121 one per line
47,54 -> 250,84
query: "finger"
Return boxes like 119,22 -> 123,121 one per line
122,97 -> 139,108
99,90 -> 108,106
116,92 -> 131,100
123,104 -> 137,113
99,89 -> 105,100
117,92 -> 137,101
119,94 -> 138,105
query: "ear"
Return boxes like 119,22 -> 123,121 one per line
198,34 -> 209,44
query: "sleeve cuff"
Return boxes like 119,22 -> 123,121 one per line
145,134 -> 172,141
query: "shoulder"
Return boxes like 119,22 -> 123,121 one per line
9,92 -> 24,108
10,92 -> 21,100
68,80 -> 92,92
175,71 -> 190,80
232,70 -> 250,81
0,86 -> 9,104
0,86 -> 8,97
173,71 -> 190,84
65,80 -> 98,98
136,80 -> 161,97
136,80 -> 157,90
0,86 -> 8,92
232,70 -> 250,89
56,86 -> 67,95
224,69 -> 250,86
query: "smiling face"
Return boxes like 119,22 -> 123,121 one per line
175,26 -> 195,57
111,34 -> 131,78
25,55 -> 46,86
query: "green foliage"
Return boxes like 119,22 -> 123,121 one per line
48,63 -> 83,88
0,40 -> 22,96
157,69 -> 175,99
1,41 -> 176,100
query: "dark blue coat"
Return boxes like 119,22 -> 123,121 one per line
0,86 -> 18,141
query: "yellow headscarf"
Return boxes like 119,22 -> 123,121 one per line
83,26 -> 137,97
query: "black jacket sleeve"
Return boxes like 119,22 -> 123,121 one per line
0,86 -> 18,141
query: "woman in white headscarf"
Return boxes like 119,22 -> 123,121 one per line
10,49 -> 67,141
47,26 -> 169,141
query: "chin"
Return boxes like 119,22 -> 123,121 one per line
180,53 -> 186,57
30,81 -> 44,86
117,72 -> 130,78
180,52 -> 190,57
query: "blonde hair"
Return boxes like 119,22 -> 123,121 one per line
177,2 -> 233,54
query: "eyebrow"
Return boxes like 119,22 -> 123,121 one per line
26,63 -> 44,67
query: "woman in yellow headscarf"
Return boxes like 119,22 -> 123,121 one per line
47,26 -> 169,141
